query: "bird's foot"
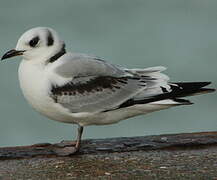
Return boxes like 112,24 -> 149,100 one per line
53,125 -> 83,156
53,146 -> 79,156
53,140 -> 79,156
54,140 -> 77,147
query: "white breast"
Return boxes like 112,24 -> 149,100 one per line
18,60 -> 52,112
18,60 -> 76,123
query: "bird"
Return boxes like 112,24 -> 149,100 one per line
1,27 -> 215,155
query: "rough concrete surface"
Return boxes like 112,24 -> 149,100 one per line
0,132 -> 217,180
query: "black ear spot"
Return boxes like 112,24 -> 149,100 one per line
47,30 -> 54,46
29,36 -> 39,47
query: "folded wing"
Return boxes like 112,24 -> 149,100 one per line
51,53 -> 152,112
50,53 -> 213,113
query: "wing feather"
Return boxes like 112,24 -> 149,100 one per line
51,76 -> 146,112
50,53 -> 171,113
54,53 -> 125,78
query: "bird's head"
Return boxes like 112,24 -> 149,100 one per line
1,27 -> 65,63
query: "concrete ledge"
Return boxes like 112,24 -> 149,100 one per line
0,132 -> 217,179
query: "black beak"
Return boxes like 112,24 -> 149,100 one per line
1,49 -> 25,60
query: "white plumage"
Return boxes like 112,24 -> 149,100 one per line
1,27 -> 214,155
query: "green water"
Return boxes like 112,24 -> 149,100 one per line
0,0 -> 216,147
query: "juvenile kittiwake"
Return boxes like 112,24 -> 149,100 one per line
1,27 -> 215,155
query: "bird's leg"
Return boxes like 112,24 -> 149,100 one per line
75,125 -> 83,150
54,125 -> 84,156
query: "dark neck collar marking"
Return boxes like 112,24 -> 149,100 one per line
47,30 -> 54,46
48,45 -> 66,63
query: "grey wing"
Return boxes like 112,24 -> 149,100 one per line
54,53 -> 126,78
51,53 -> 170,113
51,76 -> 147,113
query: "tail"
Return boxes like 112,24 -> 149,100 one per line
167,81 -> 215,98
123,66 -> 215,107
145,81 -> 215,105
119,82 -> 215,108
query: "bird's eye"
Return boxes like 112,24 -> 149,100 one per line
29,36 -> 39,47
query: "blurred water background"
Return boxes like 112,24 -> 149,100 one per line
0,0 -> 216,147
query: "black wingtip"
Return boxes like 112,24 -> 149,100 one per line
170,81 -> 215,98
173,98 -> 194,105
172,81 -> 212,89
116,81 -> 215,110
193,88 -> 216,95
